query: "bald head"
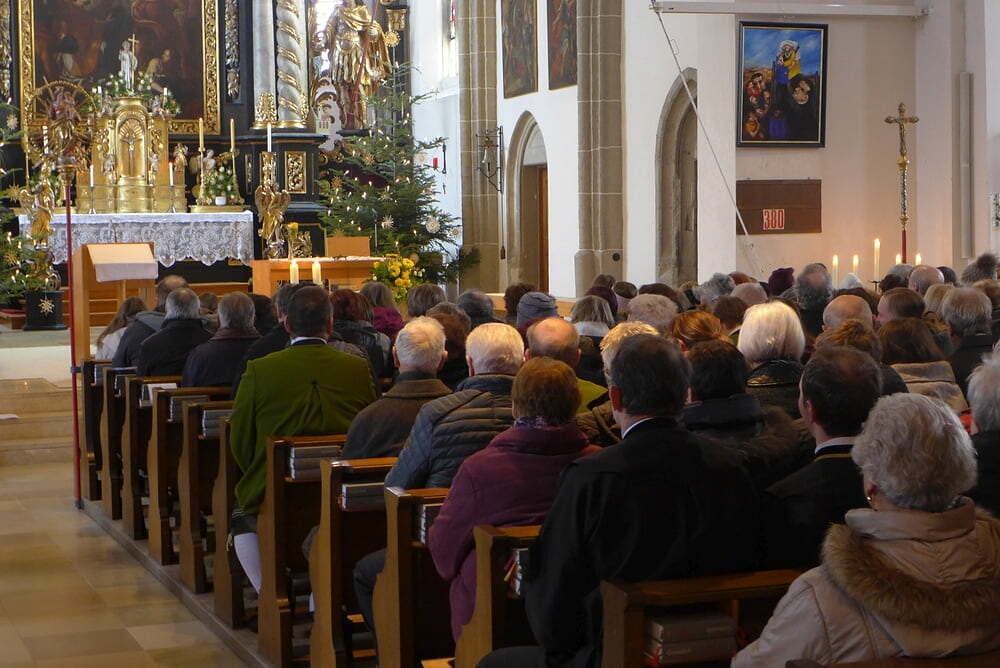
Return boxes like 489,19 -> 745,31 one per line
156,274 -> 188,306
526,317 -> 581,367
823,295 -> 873,330
908,265 -> 944,295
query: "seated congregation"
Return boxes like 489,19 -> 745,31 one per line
83,257 -> 1000,667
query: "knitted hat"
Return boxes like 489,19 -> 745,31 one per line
516,291 -> 559,328
767,267 -> 794,297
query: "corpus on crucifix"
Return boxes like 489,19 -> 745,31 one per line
885,102 -> 919,264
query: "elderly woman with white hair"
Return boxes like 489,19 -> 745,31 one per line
738,301 -> 806,418
734,393 -> 1000,667
966,354 -> 1000,515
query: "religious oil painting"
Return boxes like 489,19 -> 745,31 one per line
547,0 -> 576,89
502,0 -> 538,98
18,0 -> 220,135
738,22 -> 827,147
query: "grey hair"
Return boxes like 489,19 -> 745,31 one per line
695,273 -> 735,306
217,292 -> 255,331
600,321 -> 657,370
887,263 -> 914,281
570,295 -> 615,329
940,287 -> 992,336
738,301 -> 805,365
456,290 -> 495,318
908,265 -> 944,295
394,316 -> 446,373
796,263 -> 833,310
923,283 -> 954,315
968,353 -> 1000,432
627,294 -> 678,334
465,322 -> 524,375
360,281 -> 396,309
165,287 -> 201,320
854,393 -> 977,512
732,282 -> 767,307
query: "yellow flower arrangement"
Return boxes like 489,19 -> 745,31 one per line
372,253 -> 423,300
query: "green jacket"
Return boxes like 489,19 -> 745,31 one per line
577,377 -> 608,414
230,342 -> 376,514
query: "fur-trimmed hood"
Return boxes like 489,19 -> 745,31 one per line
821,499 -> 1000,656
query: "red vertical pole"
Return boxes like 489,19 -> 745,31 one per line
63,170 -> 82,509
901,228 -> 907,265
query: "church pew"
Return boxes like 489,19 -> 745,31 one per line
374,486 -> 454,668
258,434 -> 348,667
212,417 -> 248,628
787,650 -> 1000,667
309,456 -> 398,667
600,569 -> 802,668
178,400 -> 234,593
454,525 -> 541,668
122,375 -> 181,539
148,386 -> 232,565
99,366 -> 136,519
80,358 -> 111,501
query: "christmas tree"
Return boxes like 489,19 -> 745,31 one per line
319,66 -> 476,285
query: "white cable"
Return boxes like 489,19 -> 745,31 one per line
652,5 -> 767,278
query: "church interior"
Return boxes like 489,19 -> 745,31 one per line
2,0 -> 1000,666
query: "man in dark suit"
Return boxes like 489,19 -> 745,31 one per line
480,334 -> 759,668
763,346 -> 881,568
136,288 -> 211,376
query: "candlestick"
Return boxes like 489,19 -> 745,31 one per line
169,165 -> 174,187
198,118 -> 204,152
311,260 -> 322,285
87,185 -> 96,214
852,254 -> 859,278
229,118 -> 235,153
267,122 -> 273,153
289,260 -> 300,284
42,125 -> 48,151
915,252 -> 923,266
88,164 -> 94,188
874,238 -> 881,280
832,255 -> 839,286
895,253 -> 902,265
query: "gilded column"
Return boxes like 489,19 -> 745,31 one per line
274,0 -> 308,128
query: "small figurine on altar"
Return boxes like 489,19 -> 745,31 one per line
189,149 -> 216,177
148,150 -> 160,182
119,36 -> 139,93
98,91 -> 115,117
102,151 -> 117,181
150,95 -> 164,119
172,144 -> 188,175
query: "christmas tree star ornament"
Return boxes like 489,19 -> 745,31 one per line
380,216 -> 395,229
38,297 -> 55,314
425,215 -> 441,233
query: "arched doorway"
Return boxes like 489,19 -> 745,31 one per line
505,113 -> 549,291
657,74 -> 698,286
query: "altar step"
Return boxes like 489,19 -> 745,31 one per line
0,379 -> 74,465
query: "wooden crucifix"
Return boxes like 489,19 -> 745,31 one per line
885,103 -> 919,264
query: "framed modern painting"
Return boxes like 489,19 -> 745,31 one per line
738,22 -> 827,147
502,0 -> 538,98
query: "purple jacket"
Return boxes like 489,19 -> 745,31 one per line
427,422 -> 598,640
372,305 -> 404,342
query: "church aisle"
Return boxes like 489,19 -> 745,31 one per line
0,462 -> 246,667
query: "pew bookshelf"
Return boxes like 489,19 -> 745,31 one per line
80,358 -> 111,501
373,486 -> 453,668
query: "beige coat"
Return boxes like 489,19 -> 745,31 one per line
891,361 -> 969,413
733,499 -> 1000,667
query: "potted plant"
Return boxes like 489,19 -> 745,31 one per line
203,165 -> 238,206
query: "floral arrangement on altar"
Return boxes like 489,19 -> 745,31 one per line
372,254 -> 422,301
202,165 -> 238,203
90,72 -> 180,116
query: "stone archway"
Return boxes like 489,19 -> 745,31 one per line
657,72 -> 699,286
505,112 -> 550,290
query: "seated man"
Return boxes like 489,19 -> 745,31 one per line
526,317 -> 606,412
940,287 -> 994,395
112,274 -> 188,367
342,317 -> 452,459
232,283 -> 303,394
966,355 -> 1000,515
353,322 -> 524,637
908,264 -> 944,295
822,294 -> 875,331
763,346 -> 880,568
229,285 -> 376,592
136,288 -> 211,376
875,287 -> 924,327
481,334 -> 759,667
626,293 -> 678,334
181,292 -> 260,387
456,289 -> 502,329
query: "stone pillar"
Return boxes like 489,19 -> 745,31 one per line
274,0 -> 309,128
252,0 -> 277,121
458,0 -> 502,292
575,0 -> 624,296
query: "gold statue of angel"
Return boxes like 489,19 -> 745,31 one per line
18,182 -> 56,242
256,184 -> 291,259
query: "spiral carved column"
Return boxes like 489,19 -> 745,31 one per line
274,0 -> 308,128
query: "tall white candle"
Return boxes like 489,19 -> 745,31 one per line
915,252 -> 923,266
874,238 -> 881,280
852,254 -> 859,278
311,260 -> 322,284
267,123 -> 273,153
89,164 -> 94,187
895,253 -> 902,265
198,118 -> 204,152
832,255 -> 839,286
289,260 -> 300,284
169,166 -> 174,187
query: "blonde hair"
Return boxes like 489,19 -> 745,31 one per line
737,301 -> 805,365
600,321 -> 658,370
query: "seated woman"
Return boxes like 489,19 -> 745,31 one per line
738,301 -> 806,418
95,296 -> 146,360
361,281 -> 404,342
427,357 -> 598,641
330,289 -> 392,379
570,295 -> 616,387
670,310 -> 730,351
879,317 -> 967,412
734,393 -> 1000,666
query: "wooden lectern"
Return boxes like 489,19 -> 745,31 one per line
71,243 -> 158,365
251,257 -> 379,296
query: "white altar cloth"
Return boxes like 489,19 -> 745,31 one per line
18,211 -> 255,266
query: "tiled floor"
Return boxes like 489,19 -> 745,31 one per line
0,462 -> 246,667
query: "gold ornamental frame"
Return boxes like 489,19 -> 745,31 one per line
17,0 -> 221,136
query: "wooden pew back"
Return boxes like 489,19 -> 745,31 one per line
310,457 -> 398,667
600,570 -> 801,668
148,386 -> 231,565
454,525 -> 541,667
122,375 -> 181,539
212,418 -> 246,628
178,400 -> 234,593
99,366 -> 136,519
374,486 -> 454,668
81,358 -> 111,501
258,434 -> 348,667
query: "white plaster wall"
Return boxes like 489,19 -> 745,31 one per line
495,0 -> 579,298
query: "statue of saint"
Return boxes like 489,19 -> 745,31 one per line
18,183 -> 56,242
103,152 -> 117,182
119,36 -> 139,92
325,0 -> 391,130
148,150 -> 159,182
172,144 -> 188,175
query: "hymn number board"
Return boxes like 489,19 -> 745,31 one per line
736,179 -> 822,235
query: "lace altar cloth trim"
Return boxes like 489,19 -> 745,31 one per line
18,212 -> 255,266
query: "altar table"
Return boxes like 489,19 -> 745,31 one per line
251,257 -> 382,295
18,211 -> 255,266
